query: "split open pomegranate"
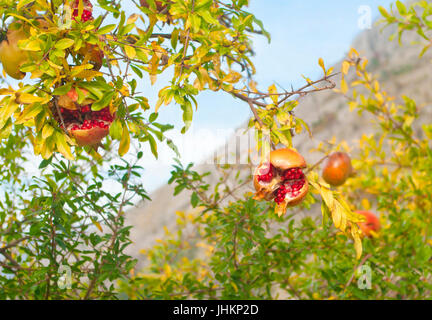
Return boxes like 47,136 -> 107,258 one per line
52,88 -> 114,147
254,148 -> 309,216
72,0 -> 94,22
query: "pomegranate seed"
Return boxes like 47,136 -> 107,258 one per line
257,164 -> 274,183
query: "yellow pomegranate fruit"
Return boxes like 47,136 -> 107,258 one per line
53,88 -> 114,147
254,148 -> 309,216
0,24 -> 31,80
356,210 -> 381,238
322,152 -> 353,187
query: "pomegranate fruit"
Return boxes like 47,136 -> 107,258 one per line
322,152 -> 353,187
356,210 -> 381,238
254,148 -> 309,216
72,0 -> 94,22
0,23 -> 31,80
52,88 -> 114,146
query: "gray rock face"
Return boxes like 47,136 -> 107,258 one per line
125,17 -> 432,269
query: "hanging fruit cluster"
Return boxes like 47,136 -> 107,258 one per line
0,0 -> 121,159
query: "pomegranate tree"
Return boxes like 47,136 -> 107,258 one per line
52,88 -> 114,147
254,148 -> 309,216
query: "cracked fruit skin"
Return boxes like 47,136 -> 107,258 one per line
0,25 -> 30,80
254,148 -> 309,216
54,88 -> 114,147
322,152 -> 353,187
356,210 -> 380,238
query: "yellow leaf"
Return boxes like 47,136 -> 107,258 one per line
125,46 -> 136,59
42,124 -> 55,140
231,282 -> 239,293
17,93 -> 46,104
332,201 -> 342,229
342,61 -> 350,75
249,80 -> 258,93
374,80 -> 380,92
268,84 -> 278,104
320,186 -> 334,211
150,74 -> 157,85
340,77 -> 348,94
15,104 -> 43,124
353,232 -> 363,260
118,124 -> 130,156
163,264 -> 172,277
19,39 -> 41,51
361,198 -> 371,210
56,132 -> 74,160
91,219 -> 103,232
318,57 -> 325,72
127,14 -> 139,25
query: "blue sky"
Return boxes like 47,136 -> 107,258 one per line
152,0 -> 396,135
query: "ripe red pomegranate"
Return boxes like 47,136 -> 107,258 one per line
72,0 -> 93,22
322,152 -> 353,187
254,148 -> 309,216
356,210 -> 381,238
53,88 -> 114,146
140,0 -> 168,11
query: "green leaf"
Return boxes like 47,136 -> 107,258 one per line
378,6 -> 390,18
180,99 -> 193,134
171,28 -> 179,50
55,38 -> 75,50
39,158 -> 52,169
52,84 -> 73,96
91,91 -> 115,111
149,113 -> 158,123
191,192 -> 199,207
167,139 -> 180,158
147,133 -> 158,159
396,1 -> 407,15
109,119 -> 123,140
97,24 -> 116,34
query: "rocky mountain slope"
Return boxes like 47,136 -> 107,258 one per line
125,14 -> 432,269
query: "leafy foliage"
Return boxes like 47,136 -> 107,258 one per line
1,0 -> 431,299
